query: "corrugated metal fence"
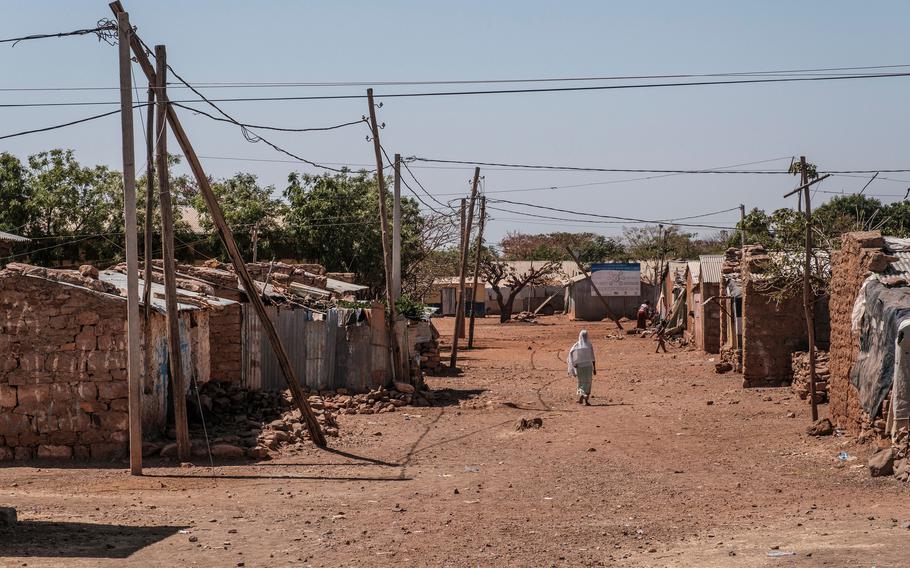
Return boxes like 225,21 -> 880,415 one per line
242,305 -> 424,393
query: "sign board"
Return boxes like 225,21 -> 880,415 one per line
589,263 -> 641,297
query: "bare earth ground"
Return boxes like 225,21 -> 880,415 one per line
1,315 -> 908,567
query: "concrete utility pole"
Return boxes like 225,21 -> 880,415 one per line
154,45 -> 191,462
366,89 -> 406,383
392,153 -> 402,303
450,168 -> 480,368
468,196 -> 486,348
117,11 -> 142,476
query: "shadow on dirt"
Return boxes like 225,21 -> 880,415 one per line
0,520 -> 185,558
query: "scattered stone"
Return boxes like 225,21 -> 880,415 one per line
786,411 -> 796,419
515,417 -> 544,431
869,448 -> 895,477
188,535 -> 198,543
806,418 -> 834,437
393,382 -> 415,394
714,362 -> 733,374
78,264 -> 100,279
706,400 -> 714,406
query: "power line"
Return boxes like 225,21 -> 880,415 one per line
164,62 -> 348,173
413,157 -> 910,175
3,71 -> 910,108
0,108 -> 126,141
5,63 -> 910,91
172,102 -> 366,133
486,199 -> 737,230
0,20 -> 118,46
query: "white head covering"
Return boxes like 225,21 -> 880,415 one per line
567,329 -> 595,376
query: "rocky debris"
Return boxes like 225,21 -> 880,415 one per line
806,418 -> 834,437
78,264 -> 100,279
714,362 -> 733,374
511,311 -> 538,323
515,417 -> 543,431
164,381 -> 426,460
869,448 -> 895,477
414,337 -> 444,374
0,507 -> 16,529
3,262 -> 119,294
791,351 -> 830,403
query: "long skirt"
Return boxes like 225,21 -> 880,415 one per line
575,364 -> 593,397
637,312 -> 648,328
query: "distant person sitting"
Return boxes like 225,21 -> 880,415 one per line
637,300 -> 652,329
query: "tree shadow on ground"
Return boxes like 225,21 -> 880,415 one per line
0,520 -> 185,558
422,387 -> 487,407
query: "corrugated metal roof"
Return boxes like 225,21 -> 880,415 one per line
686,260 -> 701,285
699,255 -> 724,284
324,276 -> 368,294
0,231 -> 29,243
98,271 -> 236,313
884,237 -> 910,276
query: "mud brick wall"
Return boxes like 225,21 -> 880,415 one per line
742,277 -> 807,387
0,274 -> 131,461
209,302 -> 242,382
829,231 -> 886,434
700,281 -> 721,354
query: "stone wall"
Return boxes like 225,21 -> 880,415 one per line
829,231 -> 887,434
0,272 -> 132,461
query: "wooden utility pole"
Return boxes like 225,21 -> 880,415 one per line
392,153 -> 402,303
457,199 -> 467,339
251,223 -> 259,262
118,11 -> 143,476
154,45 -> 191,461
366,89 -> 405,383
142,83 -> 155,317
739,204 -> 746,250
450,168 -> 480,368
110,1 -> 325,447
467,196 -> 486,348
800,156 -> 819,422
566,247 -> 624,331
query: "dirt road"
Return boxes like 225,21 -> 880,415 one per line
0,315 -> 906,567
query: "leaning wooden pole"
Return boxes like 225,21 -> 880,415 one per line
109,1 -> 326,447
467,196 -> 486,348
366,89 -> 406,384
450,168 -> 480,368
142,83 -> 155,317
154,45 -> 191,462
117,11 -> 143,475
566,247 -> 624,331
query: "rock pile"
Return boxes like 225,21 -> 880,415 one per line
150,381 -> 426,460
791,351 -> 830,403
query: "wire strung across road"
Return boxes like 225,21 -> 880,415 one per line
0,20 -> 118,47
485,198 -> 738,230
172,102 -> 366,133
4,70 -> 910,109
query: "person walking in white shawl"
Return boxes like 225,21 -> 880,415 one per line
567,329 -> 596,405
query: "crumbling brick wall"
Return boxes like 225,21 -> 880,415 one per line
209,302 -> 242,382
741,276 -> 807,387
829,231 -> 887,434
700,281 -> 721,354
0,273 -> 132,461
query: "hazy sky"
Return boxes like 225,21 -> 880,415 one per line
2,1 -> 909,243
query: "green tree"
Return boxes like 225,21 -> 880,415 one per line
499,231 -> 625,262
0,153 -> 31,233
283,170 -> 426,291
193,172 -> 286,261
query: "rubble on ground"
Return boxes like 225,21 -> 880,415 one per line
806,417 -> 834,436
791,351 -> 830,403
515,417 -> 543,431
511,311 -> 538,323
148,381 -> 436,460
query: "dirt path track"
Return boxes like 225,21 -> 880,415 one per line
0,316 -> 906,567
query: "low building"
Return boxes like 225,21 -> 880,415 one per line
719,246 -> 830,388
565,263 -> 646,321
426,277 -> 486,317
0,231 -> 29,263
0,263 -> 236,461
696,255 -> 723,354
